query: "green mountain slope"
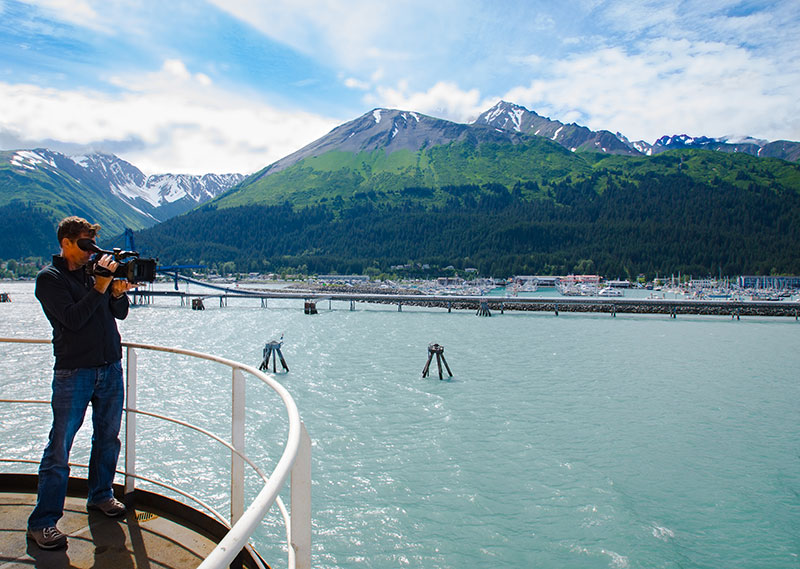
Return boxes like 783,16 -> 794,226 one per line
218,130 -> 586,208
135,144 -> 800,278
0,154 -> 149,257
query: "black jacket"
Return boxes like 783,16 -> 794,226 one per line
35,255 -> 129,369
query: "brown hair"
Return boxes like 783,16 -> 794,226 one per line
57,216 -> 101,243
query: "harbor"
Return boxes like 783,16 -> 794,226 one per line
128,277 -> 800,319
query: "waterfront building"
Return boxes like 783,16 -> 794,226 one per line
737,275 -> 800,289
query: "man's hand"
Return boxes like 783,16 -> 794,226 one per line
111,279 -> 137,298
92,254 -> 117,294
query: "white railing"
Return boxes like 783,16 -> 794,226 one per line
0,337 -> 311,569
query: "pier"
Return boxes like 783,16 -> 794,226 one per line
129,277 -> 800,318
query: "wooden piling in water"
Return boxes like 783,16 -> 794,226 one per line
260,339 -> 289,373
422,343 -> 453,380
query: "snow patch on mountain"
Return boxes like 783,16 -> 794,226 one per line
8,149 -> 243,222
12,150 -> 57,170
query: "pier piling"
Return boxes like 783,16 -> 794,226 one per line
260,339 -> 289,373
422,343 -> 453,380
129,283 -> 800,319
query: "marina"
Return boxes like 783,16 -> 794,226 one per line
127,277 -> 800,319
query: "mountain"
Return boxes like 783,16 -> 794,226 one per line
248,108 -> 529,178
6,102 -> 800,276
634,134 -> 800,161
475,101 -> 800,162
216,108 -> 583,208
0,149 -> 243,258
133,104 -> 800,279
473,101 -> 640,155
68,152 -> 244,221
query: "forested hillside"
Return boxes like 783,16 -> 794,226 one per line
135,150 -> 800,279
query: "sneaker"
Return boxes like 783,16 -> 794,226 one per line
27,526 -> 67,549
87,497 -> 126,517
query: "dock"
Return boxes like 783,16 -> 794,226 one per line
129,279 -> 800,318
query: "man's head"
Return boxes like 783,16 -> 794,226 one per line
57,216 -> 100,244
57,216 -> 101,269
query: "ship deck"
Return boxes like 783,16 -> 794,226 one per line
0,475 -> 266,569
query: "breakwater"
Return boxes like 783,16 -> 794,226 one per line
131,280 -> 800,318
292,284 -> 800,317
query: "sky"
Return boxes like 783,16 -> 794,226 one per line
1,0 -> 799,175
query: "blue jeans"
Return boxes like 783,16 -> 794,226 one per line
28,361 -> 124,530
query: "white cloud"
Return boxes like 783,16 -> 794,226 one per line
344,77 -> 370,91
503,39 -> 800,143
206,0 -> 467,79
22,0 -> 106,32
0,60 -> 340,175
5,0 -> 799,173
109,59 -> 214,93
365,80 -> 498,124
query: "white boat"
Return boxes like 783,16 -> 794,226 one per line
598,287 -> 623,297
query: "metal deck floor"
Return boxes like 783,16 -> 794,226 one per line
0,492 -> 217,569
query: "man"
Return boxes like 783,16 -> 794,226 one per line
27,216 -> 135,550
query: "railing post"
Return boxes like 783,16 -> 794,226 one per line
291,421 -> 312,569
124,346 -> 137,495
231,368 -> 246,525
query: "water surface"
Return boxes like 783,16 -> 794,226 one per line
1,281 -> 798,568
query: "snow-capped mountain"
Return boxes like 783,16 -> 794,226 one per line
475,101 -> 800,162
251,107 -> 527,180
8,149 -> 243,223
632,134 -> 800,161
473,101 -> 640,155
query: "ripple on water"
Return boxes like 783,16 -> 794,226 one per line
2,283 -> 799,569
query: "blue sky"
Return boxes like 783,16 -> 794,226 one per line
1,0 -> 798,174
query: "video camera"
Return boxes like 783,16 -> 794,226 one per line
77,239 -> 158,284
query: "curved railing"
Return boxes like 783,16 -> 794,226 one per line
0,337 -> 311,569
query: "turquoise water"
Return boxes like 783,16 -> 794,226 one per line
1,281 -> 799,568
